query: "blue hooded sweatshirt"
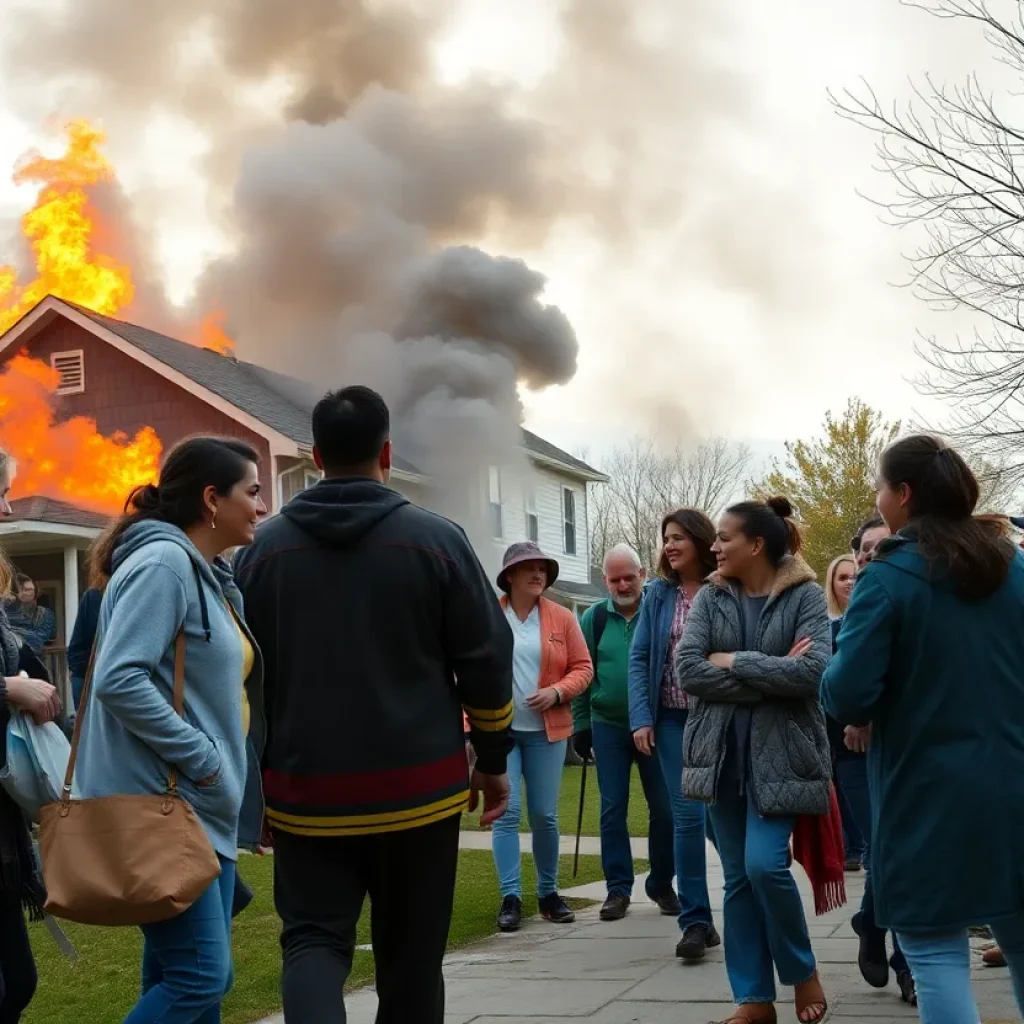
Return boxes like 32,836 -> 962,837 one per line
73,521 -> 260,861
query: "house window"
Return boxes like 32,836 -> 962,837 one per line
51,350 -> 85,395
280,465 -> 321,505
488,466 -> 503,538
563,487 -> 577,556
525,492 -> 539,543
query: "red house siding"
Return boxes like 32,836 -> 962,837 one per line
8,319 -> 277,510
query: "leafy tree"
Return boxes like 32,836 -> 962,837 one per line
753,399 -> 899,577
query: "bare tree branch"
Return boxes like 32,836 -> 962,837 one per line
588,436 -> 751,570
832,0 -> 1024,483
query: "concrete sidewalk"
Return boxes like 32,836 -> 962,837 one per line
456,829 -> 648,858
260,843 -> 1021,1023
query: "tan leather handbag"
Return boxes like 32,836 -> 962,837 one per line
39,632 -> 222,926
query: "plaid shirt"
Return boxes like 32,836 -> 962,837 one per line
659,586 -> 693,710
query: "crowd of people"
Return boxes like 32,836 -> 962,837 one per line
1,397 -> 1024,1024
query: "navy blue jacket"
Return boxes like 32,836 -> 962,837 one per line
823,534 -> 1024,932
67,587 -> 102,710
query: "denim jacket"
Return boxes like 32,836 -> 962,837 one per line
627,578 -> 680,731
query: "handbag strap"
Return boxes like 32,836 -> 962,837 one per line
61,630 -> 187,802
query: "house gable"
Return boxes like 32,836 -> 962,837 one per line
2,312 -> 275,507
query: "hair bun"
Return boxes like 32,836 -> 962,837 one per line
130,482 -> 162,513
765,495 -> 794,519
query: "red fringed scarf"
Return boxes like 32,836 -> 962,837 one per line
791,784 -> 847,915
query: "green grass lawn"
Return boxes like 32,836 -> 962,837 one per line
462,763 -> 651,838
25,847 -> 645,1024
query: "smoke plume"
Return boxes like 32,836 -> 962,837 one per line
0,0 -> 816,548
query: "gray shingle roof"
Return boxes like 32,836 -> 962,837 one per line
70,304 -> 601,481
75,307 -> 317,447
7,496 -> 110,530
73,307 -> 425,473
521,428 -> 603,479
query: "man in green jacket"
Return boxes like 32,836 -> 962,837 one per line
573,544 -> 679,921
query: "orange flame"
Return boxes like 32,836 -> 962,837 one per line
0,120 -> 134,334
0,354 -> 161,513
195,310 -> 235,354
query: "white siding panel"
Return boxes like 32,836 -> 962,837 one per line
532,467 -> 589,584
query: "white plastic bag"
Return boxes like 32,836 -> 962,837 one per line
1,708 -> 70,822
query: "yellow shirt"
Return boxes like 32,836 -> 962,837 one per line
229,606 -> 254,735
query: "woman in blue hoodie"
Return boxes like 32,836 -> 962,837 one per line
823,435 -> 1024,1024
75,436 -> 267,1024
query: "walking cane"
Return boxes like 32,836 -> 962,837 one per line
573,754 -> 589,878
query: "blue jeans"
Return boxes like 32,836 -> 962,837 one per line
711,783 -> 816,1004
656,708 -> 714,930
492,730 -> 566,900
836,752 -> 908,975
897,915 -> 1024,1024
592,720 -> 674,900
126,858 -> 236,1023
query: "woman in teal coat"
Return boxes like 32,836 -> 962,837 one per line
822,434 -> 1024,1024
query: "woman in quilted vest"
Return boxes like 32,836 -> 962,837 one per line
675,496 -> 832,1024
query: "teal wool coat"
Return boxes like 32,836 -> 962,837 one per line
822,533 -> 1024,934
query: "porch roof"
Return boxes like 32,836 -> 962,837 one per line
0,497 -> 108,553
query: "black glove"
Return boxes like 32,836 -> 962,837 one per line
573,728 -> 593,762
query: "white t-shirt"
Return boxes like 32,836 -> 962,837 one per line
504,602 -> 545,732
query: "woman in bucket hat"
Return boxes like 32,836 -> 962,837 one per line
491,541 -> 593,932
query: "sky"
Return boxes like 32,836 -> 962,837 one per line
0,0 -> 998,473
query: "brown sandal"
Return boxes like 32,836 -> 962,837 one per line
794,972 -> 828,1023
713,1005 -> 777,1024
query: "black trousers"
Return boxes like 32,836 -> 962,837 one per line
0,898 -> 37,1024
273,812 -> 461,1024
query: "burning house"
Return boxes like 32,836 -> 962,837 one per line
0,295 -> 606,703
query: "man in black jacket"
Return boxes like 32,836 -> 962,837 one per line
234,385 -> 512,1024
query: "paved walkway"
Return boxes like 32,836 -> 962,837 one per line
260,837 -> 1020,1023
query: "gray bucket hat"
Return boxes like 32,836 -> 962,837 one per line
496,541 -> 560,594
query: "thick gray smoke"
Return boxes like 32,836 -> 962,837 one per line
1,0 -> 815,547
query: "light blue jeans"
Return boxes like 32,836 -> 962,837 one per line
127,857 -> 235,1023
711,782 -> 816,1004
656,708 -> 714,930
492,730 -> 567,900
896,915 -> 1024,1024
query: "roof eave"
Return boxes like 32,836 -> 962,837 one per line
527,449 -> 608,483
0,521 -> 102,541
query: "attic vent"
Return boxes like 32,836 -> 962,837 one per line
51,350 -> 85,395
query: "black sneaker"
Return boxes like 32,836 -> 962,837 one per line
539,892 -> 576,924
497,895 -> 522,932
649,889 -> 682,917
599,894 -> 630,921
896,969 -> 917,1006
675,922 -> 721,961
845,857 -> 863,872
852,913 -> 889,988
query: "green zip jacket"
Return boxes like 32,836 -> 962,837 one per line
572,598 -> 639,731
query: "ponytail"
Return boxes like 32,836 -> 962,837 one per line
87,436 -> 260,588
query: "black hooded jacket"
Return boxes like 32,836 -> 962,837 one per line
233,477 -> 513,837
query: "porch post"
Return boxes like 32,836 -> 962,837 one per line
63,544 -> 79,644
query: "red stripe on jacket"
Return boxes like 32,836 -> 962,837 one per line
263,749 -> 468,807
